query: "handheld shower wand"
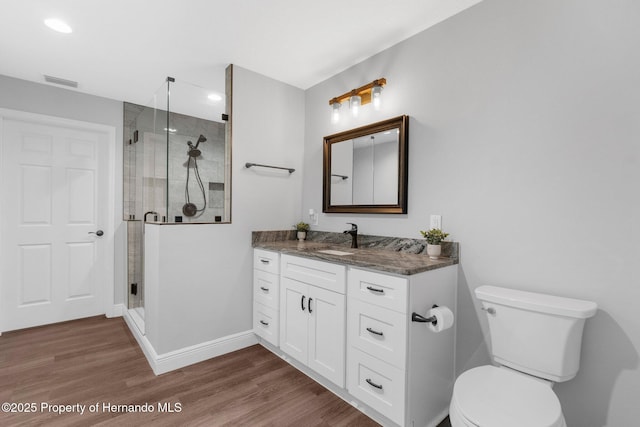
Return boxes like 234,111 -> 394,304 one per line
194,134 -> 206,148
183,135 -> 208,217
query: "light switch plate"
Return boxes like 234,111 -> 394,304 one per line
308,209 -> 319,226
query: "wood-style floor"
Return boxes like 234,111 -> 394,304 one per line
0,316 -> 452,427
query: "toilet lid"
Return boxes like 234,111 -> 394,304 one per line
454,365 -> 563,427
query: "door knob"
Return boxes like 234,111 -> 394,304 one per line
88,230 -> 104,237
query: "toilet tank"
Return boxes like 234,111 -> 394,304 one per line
475,285 -> 597,382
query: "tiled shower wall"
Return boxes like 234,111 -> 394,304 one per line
166,118 -> 226,222
123,103 -> 227,223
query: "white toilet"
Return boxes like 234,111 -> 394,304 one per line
449,285 -> 597,427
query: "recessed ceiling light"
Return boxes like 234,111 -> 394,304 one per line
208,93 -> 222,102
44,18 -> 72,34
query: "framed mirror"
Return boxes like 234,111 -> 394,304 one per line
323,115 -> 408,214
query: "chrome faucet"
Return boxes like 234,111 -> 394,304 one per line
343,223 -> 358,248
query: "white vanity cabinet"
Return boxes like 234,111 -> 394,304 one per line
252,245 -> 457,427
279,254 -> 346,387
347,266 -> 457,427
253,249 -> 280,346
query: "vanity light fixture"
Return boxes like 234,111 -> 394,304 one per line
329,78 -> 386,122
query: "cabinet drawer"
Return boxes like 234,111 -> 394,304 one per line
254,249 -> 280,274
348,298 -> 407,369
347,347 -> 405,426
254,302 -> 279,347
281,254 -> 346,294
253,269 -> 280,309
348,268 -> 407,313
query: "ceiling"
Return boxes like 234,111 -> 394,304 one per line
0,0 -> 482,110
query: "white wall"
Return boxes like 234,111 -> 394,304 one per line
0,74 -> 126,308
302,0 -> 640,425
232,65 -> 305,231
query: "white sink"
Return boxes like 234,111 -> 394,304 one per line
317,249 -> 354,256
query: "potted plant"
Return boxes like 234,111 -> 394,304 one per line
294,222 -> 310,241
419,228 -> 449,260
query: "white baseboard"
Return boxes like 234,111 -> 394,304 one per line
122,309 -> 257,375
107,303 -> 125,318
153,331 -> 258,375
122,309 -> 156,369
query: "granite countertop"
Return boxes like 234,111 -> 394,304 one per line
252,232 -> 458,276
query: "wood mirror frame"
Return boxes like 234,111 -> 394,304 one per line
323,115 -> 409,214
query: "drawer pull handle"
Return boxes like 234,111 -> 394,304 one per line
259,320 -> 269,326
366,327 -> 384,336
301,295 -> 306,311
308,298 -> 313,313
366,286 -> 384,294
365,378 -> 383,390
260,286 -> 270,292
260,259 -> 270,264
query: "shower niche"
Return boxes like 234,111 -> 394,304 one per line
123,69 -> 232,324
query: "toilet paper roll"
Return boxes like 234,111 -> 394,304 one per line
427,306 -> 454,333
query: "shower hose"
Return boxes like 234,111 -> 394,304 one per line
183,153 -> 207,216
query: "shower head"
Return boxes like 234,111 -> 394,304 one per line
195,134 -> 206,148
187,135 -> 206,157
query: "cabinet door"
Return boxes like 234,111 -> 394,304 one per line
279,277 -> 308,364
308,286 -> 346,387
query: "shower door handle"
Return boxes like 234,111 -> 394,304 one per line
88,230 -> 104,237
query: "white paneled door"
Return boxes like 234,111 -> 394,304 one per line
0,112 -> 113,332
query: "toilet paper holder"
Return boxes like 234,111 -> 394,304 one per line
412,304 -> 440,325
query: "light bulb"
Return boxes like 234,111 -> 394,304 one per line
350,94 -> 361,117
371,84 -> 383,110
331,102 -> 342,123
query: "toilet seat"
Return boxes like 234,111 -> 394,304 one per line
452,365 -> 565,427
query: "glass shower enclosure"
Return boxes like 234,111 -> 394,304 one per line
123,70 -> 231,330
